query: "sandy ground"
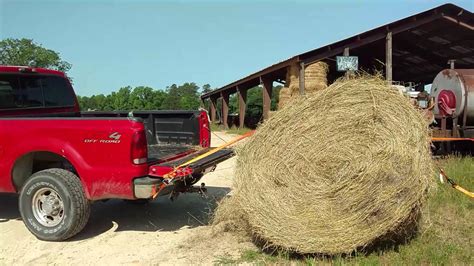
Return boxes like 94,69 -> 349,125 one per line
0,131 -> 254,265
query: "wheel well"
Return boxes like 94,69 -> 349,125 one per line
12,151 -> 78,191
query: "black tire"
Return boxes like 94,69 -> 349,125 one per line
19,168 -> 90,241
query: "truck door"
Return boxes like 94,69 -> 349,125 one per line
0,74 -> 21,191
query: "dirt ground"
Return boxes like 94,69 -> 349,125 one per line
0,131 -> 254,265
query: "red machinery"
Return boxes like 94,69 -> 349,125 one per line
431,69 -> 474,138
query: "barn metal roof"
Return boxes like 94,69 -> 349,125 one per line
202,3 -> 473,100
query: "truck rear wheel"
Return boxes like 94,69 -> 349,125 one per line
19,168 -> 90,241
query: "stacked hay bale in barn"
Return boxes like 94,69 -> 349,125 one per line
278,61 -> 329,109
304,61 -> 329,92
277,87 -> 292,110
286,63 -> 300,96
214,76 -> 433,255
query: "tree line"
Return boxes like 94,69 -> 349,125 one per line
77,83 -> 282,122
77,83 -> 208,111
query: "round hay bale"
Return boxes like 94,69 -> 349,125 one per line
214,76 -> 433,254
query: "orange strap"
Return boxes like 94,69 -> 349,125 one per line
164,130 -> 255,177
438,167 -> 474,199
431,137 -> 474,142
152,130 -> 255,199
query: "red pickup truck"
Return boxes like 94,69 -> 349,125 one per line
0,66 -> 233,241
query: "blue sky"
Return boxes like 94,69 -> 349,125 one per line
0,0 -> 472,96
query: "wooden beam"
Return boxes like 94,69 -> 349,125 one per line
262,77 -> 273,121
394,34 -> 464,68
221,92 -> 229,129
237,87 -> 247,128
209,97 -> 217,123
443,15 -> 474,31
402,31 -> 474,54
386,32 -> 393,82
302,13 -> 443,65
299,62 -> 305,95
200,57 -> 298,99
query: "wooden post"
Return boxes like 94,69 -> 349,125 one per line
299,62 -> 305,95
237,86 -> 247,128
386,32 -> 393,82
221,92 -> 229,129
343,47 -> 350,56
209,97 -> 217,123
448,59 -> 455,69
262,77 -> 273,121
343,47 -> 350,78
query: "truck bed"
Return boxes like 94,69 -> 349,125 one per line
82,110 -> 209,162
147,144 -> 197,162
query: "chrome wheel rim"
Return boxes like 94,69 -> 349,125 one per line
31,187 -> 64,227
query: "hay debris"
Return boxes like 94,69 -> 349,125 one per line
213,75 -> 434,255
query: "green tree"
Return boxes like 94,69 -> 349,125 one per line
201,84 -> 213,109
0,38 -> 71,73
93,94 -> 110,110
162,83 -> 201,110
109,86 -> 132,110
130,86 -> 166,110
202,84 -> 212,94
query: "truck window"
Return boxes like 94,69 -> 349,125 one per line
41,76 -> 75,107
0,74 -> 75,109
20,76 -> 44,107
0,75 -> 22,109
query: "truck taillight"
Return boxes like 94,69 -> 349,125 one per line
131,131 -> 148,165
199,110 -> 211,148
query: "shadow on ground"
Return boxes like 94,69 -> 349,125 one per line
0,193 -> 21,223
0,186 -> 230,241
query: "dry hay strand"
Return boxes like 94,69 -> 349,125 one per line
213,75 -> 434,255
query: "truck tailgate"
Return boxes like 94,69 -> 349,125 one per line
155,147 -> 234,174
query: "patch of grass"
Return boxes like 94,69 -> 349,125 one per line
226,127 -> 253,135
229,156 -> 474,265
210,123 -> 222,132
214,253 -> 239,265
210,123 -> 253,135
215,249 -> 287,265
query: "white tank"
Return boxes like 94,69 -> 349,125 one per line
431,69 -> 474,125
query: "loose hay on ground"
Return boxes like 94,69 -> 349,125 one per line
213,76 -> 434,255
